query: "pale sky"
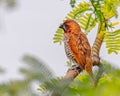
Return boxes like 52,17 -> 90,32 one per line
0,0 -> 120,83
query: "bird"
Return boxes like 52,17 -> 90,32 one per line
59,20 -> 92,76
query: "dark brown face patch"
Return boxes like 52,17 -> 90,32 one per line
59,23 -> 69,32
60,20 -> 81,34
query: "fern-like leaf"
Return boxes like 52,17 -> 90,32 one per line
21,55 -> 54,82
101,0 -> 117,19
78,13 -> 97,34
53,28 -> 64,44
53,1 -> 95,44
104,29 -> 120,54
66,1 -> 98,34
66,1 -> 92,20
38,77 -> 72,96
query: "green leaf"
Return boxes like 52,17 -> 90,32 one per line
104,29 -> 120,54
38,59 -> 120,96
70,0 -> 76,8
21,55 -> 54,82
38,77 -> 72,95
6,0 -> 16,8
101,0 -> 117,19
66,1 -> 93,20
53,28 -> 64,44
78,13 -> 97,34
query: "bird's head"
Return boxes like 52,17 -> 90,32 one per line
59,20 -> 80,33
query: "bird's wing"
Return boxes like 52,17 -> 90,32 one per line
79,32 -> 92,74
80,32 -> 91,56
69,32 -> 91,69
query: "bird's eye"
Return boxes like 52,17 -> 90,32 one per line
64,23 -> 68,27
64,23 -> 69,30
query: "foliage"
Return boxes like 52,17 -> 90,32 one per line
53,0 -> 120,54
20,55 -> 54,82
0,55 -> 119,96
38,60 -> 120,96
70,0 -> 77,7
0,1 -> 52,96
0,0 -> 16,8
5,0 -> 16,8
75,13 -> 97,34
0,81 -> 28,96
105,29 -> 120,54
53,28 -> 64,44
67,0 -> 93,21
0,55 -> 54,96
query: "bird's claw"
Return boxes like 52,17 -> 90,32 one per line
68,65 -> 82,74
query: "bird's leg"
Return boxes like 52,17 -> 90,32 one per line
68,64 -> 82,74
64,64 -> 82,80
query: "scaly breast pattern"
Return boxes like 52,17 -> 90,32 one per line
64,34 -> 76,64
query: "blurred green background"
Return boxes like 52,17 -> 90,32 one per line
0,0 -> 120,96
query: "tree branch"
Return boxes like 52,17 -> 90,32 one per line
92,32 -> 104,65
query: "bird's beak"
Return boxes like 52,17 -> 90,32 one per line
59,24 -> 64,29
59,24 -> 66,31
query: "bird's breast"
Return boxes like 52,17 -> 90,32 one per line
64,34 -> 76,63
